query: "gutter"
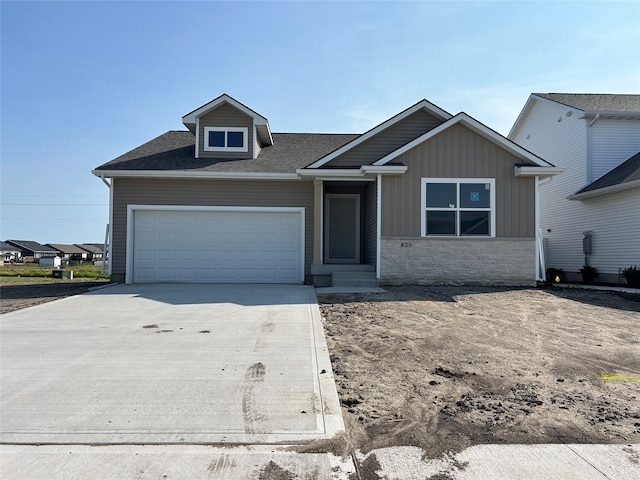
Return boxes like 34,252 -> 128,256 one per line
568,179 -> 640,200
514,166 -> 565,178
92,169 -> 300,181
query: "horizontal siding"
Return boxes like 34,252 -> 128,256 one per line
510,98 -> 589,271
111,178 -> 314,281
543,189 -> 640,274
591,119 -> 640,181
198,103 -> 254,159
327,110 -> 443,167
382,123 -> 535,238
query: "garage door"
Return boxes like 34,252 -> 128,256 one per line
132,209 -> 303,283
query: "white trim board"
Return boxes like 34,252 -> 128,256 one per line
375,113 -> 554,168
125,205 -> 305,285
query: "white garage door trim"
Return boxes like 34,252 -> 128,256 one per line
125,205 -> 305,284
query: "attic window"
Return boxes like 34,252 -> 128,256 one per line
204,127 -> 248,152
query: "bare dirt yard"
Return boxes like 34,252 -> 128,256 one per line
0,280 -> 108,314
317,286 -> 640,461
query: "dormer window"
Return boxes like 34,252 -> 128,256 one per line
204,127 -> 248,152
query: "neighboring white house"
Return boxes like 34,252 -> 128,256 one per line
509,93 -> 640,283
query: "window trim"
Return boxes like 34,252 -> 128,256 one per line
203,127 -> 248,152
420,178 -> 496,237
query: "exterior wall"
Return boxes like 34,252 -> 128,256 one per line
198,103 -> 254,159
510,98 -> 640,276
567,189 -> 640,275
590,119 -> 640,181
382,123 -> 536,238
111,178 -> 314,283
364,181 -> 377,265
510,98 -> 587,273
381,237 -> 535,286
326,110 -> 443,167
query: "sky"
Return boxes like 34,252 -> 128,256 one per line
1,0 -> 639,244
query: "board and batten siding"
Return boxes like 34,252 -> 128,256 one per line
590,119 -> 640,182
364,181 -> 377,265
198,103 -> 255,159
110,178 -> 314,282
326,110 -> 443,167
382,123 -> 536,238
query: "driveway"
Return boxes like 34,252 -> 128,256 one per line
0,284 -> 343,445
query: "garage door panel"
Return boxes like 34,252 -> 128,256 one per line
133,210 -> 302,283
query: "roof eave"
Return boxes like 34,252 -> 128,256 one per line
92,169 -> 299,181
568,179 -> 640,200
514,166 -> 565,178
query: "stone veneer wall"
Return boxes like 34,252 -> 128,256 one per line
381,237 -> 536,286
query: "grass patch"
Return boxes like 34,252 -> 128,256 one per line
0,264 -> 109,280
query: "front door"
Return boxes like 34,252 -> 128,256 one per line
324,194 -> 360,263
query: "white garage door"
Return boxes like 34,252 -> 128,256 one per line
132,209 -> 303,283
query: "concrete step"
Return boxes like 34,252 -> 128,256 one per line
310,264 -> 375,275
332,271 -> 380,288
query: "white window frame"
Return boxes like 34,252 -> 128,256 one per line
420,178 -> 496,237
203,127 -> 248,152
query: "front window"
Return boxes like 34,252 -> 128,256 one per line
203,127 -> 248,152
421,178 -> 495,237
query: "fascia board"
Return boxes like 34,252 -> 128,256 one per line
374,113 -> 553,168
568,179 -> 640,200
305,100 -> 453,169
360,165 -> 407,175
91,169 -> 299,181
296,168 -> 364,177
514,166 -> 565,177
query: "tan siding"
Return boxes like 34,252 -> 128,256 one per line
364,181 -> 377,265
326,110 -> 443,167
111,178 -> 314,281
198,103 -> 254,159
382,123 -> 536,238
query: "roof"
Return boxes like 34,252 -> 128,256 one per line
534,93 -> 640,113
0,242 -> 21,251
47,243 -> 88,254
77,243 -> 103,254
570,151 -> 640,199
94,131 -> 359,174
6,240 -> 59,253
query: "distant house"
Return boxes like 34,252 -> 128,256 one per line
93,93 -> 560,286
76,243 -> 104,261
509,93 -> 640,283
47,244 -> 89,261
5,240 -> 59,260
0,242 -> 21,262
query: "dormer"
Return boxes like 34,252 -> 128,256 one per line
182,94 -> 273,159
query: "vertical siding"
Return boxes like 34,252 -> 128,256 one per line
382,123 -> 535,238
111,178 -> 314,281
326,110 -> 443,167
591,119 -> 640,181
198,103 -> 254,159
364,181 -> 377,265
510,98 -> 589,271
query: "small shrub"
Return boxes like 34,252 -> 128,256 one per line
622,265 -> 640,288
546,267 -> 563,283
579,265 -> 598,284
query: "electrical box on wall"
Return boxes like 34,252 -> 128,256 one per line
583,231 -> 593,255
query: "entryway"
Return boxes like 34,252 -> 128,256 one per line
324,194 -> 360,264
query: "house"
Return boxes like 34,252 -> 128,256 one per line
5,240 -> 59,260
47,243 -> 89,261
0,242 -> 21,262
92,94 -> 561,286
509,94 -> 640,283
76,243 -> 104,261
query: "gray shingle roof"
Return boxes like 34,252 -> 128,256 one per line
94,131 -> 360,173
6,240 -> 59,253
0,242 -> 21,251
535,93 -> 640,113
47,244 -> 88,255
77,243 -> 103,254
576,151 -> 640,195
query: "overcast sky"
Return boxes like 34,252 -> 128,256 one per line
1,1 -> 639,244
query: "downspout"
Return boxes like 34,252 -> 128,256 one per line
376,174 -> 381,280
99,174 -> 113,276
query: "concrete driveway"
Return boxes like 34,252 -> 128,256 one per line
0,284 -> 343,445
